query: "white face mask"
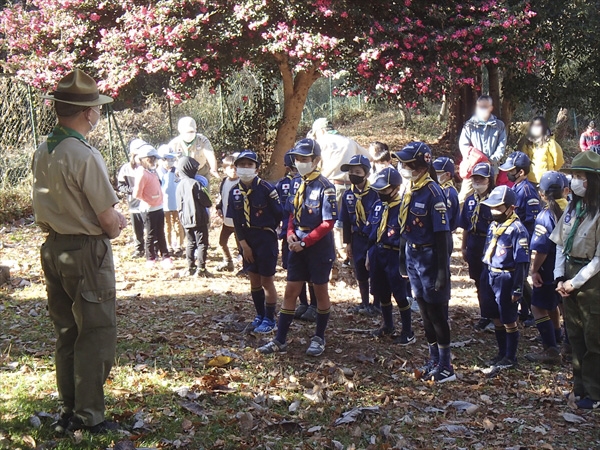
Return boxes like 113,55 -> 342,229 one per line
400,167 -> 421,182
571,178 -> 587,197
296,161 -> 315,177
236,167 -> 257,183
88,107 -> 101,131
476,107 -> 491,122
437,172 -> 450,184
472,181 -> 489,195
530,125 -> 543,138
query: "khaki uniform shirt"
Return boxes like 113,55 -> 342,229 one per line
32,134 -> 119,235
316,133 -> 370,182
550,209 -> 600,261
169,133 -> 215,177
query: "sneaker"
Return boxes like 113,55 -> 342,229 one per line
475,317 -> 491,331
486,353 -> 505,366
250,315 -> 263,329
371,326 -> 395,338
161,257 -> 174,269
430,365 -> 457,383
67,417 -> 120,434
393,330 -> 416,346
254,317 -> 276,334
187,267 -> 197,276
257,339 -> 287,354
525,347 -> 562,365
484,322 -> 496,333
341,258 -> 352,268
576,397 -> 600,410
300,305 -> 317,322
418,359 -> 438,380
145,259 -> 156,268
362,305 -> 380,317
217,260 -> 235,272
410,298 -> 420,313
131,251 -> 145,259
348,305 -> 363,314
561,342 -> 572,356
306,336 -> 326,357
523,318 -> 536,328
197,269 -> 213,278
494,356 -> 518,369
294,304 -> 309,318
52,412 -> 73,434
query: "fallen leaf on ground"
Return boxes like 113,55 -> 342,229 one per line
207,355 -> 232,367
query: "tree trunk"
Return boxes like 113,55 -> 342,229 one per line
438,93 -> 448,122
438,83 -> 478,158
499,69 -> 516,136
487,64 -> 501,114
554,108 -> 569,142
263,57 -> 320,181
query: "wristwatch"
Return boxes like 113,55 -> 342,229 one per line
300,241 -> 306,248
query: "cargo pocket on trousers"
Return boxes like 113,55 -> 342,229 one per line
80,287 -> 117,329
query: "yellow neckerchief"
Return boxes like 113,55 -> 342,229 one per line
557,198 -> 568,211
353,181 -> 371,227
398,172 -> 434,234
483,212 -> 518,264
440,178 -> 455,190
293,168 -> 321,223
377,193 -> 402,242
239,177 -> 259,227
470,191 -> 490,231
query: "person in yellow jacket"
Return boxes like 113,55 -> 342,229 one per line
520,116 -> 564,184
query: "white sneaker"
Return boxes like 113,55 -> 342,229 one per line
306,336 -> 326,357
161,257 -> 174,269
145,259 -> 156,268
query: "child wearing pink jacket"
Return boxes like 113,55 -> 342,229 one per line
132,140 -> 173,269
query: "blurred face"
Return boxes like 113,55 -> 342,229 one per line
163,157 -> 176,168
224,164 -> 237,178
530,120 -> 544,138
475,100 -> 493,121
471,175 -> 490,195
141,156 -> 157,169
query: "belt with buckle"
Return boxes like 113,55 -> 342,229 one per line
407,242 -> 433,249
566,255 -> 591,265
377,243 -> 400,251
48,230 -> 107,240
489,267 -> 515,273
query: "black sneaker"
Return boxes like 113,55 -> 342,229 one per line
52,412 -> 73,434
576,397 -> 600,410
430,365 -> 457,383
370,326 -> 395,338
294,304 -> 309,318
197,269 -> 213,278
393,330 -> 416,346
494,356 -> 518,369
67,417 -> 120,434
418,359 -> 438,380
474,318 -> 491,331
486,353 -> 505,366
300,305 -> 317,322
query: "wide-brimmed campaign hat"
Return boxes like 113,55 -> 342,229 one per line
42,69 -> 113,106
561,151 -> 600,173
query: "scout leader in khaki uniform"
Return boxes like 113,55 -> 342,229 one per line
168,116 -> 219,180
550,151 -> 600,410
32,69 -> 127,433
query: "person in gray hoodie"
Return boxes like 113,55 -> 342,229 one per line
458,95 -> 507,204
176,156 -> 213,276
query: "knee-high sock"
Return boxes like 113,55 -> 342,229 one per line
380,300 -> 394,330
535,316 -> 557,349
398,303 -> 412,333
505,325 -> 519,360
358,280 -> 370,306
495,326 -> 507,358
315,308 -> 331,339
275,309 -> 295,344
251,287 -> 265,317
428,342 -> 440,364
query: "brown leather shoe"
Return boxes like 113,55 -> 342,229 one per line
525,346 -> 562,365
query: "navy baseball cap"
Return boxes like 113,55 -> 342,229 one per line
284,150 -> 295,168
557,172 -> 569,189
234,149 -> 261,166
539,171 -> 563,191
472,162 -> 493,178
371,167 -> 402,190
499,151 -> 531,172
289,138 -> 321,157
341,154 -> 371,172
392,141 -> 433,165
433,156 -> 455,174
481,185 -> 517,208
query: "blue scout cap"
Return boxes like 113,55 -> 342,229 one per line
499,151 -> 531,172
539,171 -> 563,192
472,162 -> 493,178
481,185 -> 517,208
284,150 -> 295,168
557,172 -> 569,189
289,138 -> 321,157
341,154 -> 371,172
371,167 -> 402,190
392,141 -> 433,165
235,149 -> 261,166
433,156 -> 455,174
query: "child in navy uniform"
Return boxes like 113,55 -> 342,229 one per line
277,151 -> 317,320
394,142 -> 454,383
176,156 -> 213,276
215,155 -> 239,272
480,186 -> 530,371
459,162 -> 495,331
433,157 -> 460,232
525,172 -> 566,365
340,155 -> 381,315
258,138 -> 337,357
499,151 -> 540,326
364,167 -> 414,344
226,150 -> 283,333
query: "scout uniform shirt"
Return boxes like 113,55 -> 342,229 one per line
341,183 -> 380,243
276,173 -> 294,239
550,205 -> 600,264
530,208 -> 559,284
168,133 -> 215,177
512,178 -> 540,237
365,198 -> 402,250
290,172 -> 338,239
400,183 -> 450,245
227,177 -> 282,238
32,125 -> 119,235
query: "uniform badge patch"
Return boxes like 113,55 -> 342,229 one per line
269,189 -> 279,199
282,183 -> 290,190
527,198 -> 540,206
534,224 -> 547,235
518,238 -> 529,248
433,202 -> 447,212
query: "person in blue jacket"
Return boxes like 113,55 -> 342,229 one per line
480,186 -> 530,372
394,142 -> 455,383
340,154 -> 381,315
459,162 -> 495,331
525,171 -> 566,365
364,167 -> 414,344
258,139 -> 337,357
226,150 -> 283,334
433,156 -> 460,232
